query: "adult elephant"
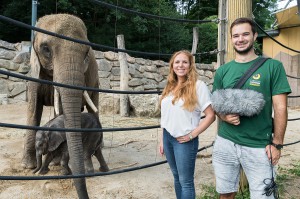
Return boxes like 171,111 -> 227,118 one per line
22,14 -> 99,198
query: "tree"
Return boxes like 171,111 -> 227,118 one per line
0,0 -> 32,42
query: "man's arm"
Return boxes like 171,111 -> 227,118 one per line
272,93 -> 288,145
266,93 -> 288,165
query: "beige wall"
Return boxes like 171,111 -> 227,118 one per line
263,27 -> 300,58
263,27 -> 300,107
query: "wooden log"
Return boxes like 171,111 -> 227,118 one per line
191,27 -> 199,62
117,34 -> 129,117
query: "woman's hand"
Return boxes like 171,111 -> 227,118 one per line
176,134 -> 192,143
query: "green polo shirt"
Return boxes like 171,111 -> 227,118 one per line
213,57 -> 291,148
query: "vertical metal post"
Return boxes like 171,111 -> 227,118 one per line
31,0 -> 38,43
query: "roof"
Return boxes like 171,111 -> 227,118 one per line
275,5 -> 300,28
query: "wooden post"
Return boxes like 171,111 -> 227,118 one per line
217,0 -> 226,67
227,0 -> 252,192
117,34 -> 129,117
226,0 -> 252,62
191,27 -> 199,62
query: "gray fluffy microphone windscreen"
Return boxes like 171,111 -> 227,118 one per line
211,89 -> 265,117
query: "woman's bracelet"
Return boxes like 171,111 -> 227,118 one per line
188,133 -> 193,141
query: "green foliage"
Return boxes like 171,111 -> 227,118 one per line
197,184 -> 250,199
197,184 -> 218,199
196,15 -> 218,63
289,162 -> 300,176
252,0 -> 277,29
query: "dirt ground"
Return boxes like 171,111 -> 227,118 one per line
0,103 -> 299,199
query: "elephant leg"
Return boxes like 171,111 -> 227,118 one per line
22,82 -> 43,169
94,147 -> 109,172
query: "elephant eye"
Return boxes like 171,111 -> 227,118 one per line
40,44 -> 51,58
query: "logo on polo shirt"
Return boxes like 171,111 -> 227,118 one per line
250,74 -> 261,86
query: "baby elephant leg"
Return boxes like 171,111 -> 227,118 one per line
94,147 -> 109,172
84,150 -> 95,174
60,143 -> 71,175
39,152 -> 54,175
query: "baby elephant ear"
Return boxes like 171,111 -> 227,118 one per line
48,131 -> 66,152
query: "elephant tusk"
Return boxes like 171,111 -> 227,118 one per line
54,88 -> 61,116
83,90 -> 98,113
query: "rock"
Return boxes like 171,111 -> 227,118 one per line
0,49 -> 16,60
97,59 -> 112,72
99,78 -> 111,89
94,50 -> 104,59
111,67 -> 120,76
18,63 -> 30,74
98,71 -> 110,78
8,82 -> 27,97
0,40 -> 18,51
0,59 -> 20,71
99,93 -> 120,114
129,94 -> 160,117
128,78 -> 142,87
104,51 -> 118,61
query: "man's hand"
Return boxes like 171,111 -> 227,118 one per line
265,144 -> 281,165
219,114 -> 240,125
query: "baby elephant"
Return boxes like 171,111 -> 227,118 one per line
33,113 -> 109,175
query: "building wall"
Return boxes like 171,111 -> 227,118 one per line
263,27 -> 300,107
263,27 -> 300,58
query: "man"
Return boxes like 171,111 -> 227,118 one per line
212,17 -> 291,199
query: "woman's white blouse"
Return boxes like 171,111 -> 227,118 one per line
160,80 -> 212,137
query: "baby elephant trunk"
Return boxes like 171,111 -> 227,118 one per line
32,152 -> 42,174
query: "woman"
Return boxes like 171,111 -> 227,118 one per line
159,50 -> 215,199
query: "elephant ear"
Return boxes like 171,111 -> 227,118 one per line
83,47 -> 92,73
48,131 -> 67,152
30,38 -> 41,79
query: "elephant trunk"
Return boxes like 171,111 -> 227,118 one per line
60,87 -> 89,199
32,151 -> 42,174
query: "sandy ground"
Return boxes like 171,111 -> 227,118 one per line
0,103 -> 299,199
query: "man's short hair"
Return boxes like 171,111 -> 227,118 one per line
230,17 -> 257,36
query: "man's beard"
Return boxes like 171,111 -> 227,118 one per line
234,43 -> 254,55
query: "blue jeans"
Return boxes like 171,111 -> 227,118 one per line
163,128 -> 199,199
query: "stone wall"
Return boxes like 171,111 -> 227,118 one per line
0,40 -> 216,116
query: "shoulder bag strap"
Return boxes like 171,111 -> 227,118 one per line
233,57 -> 270,89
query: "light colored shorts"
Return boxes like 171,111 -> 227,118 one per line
212,136 -> 276,199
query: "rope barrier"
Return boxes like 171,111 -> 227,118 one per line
0,122 -> 160,132
89,0 -> 215,24
0,142 -> 214,180
0,69 -> 162,94
288,117 -> 300,121
287,95 -> 300,98
287,74 -> 300,79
